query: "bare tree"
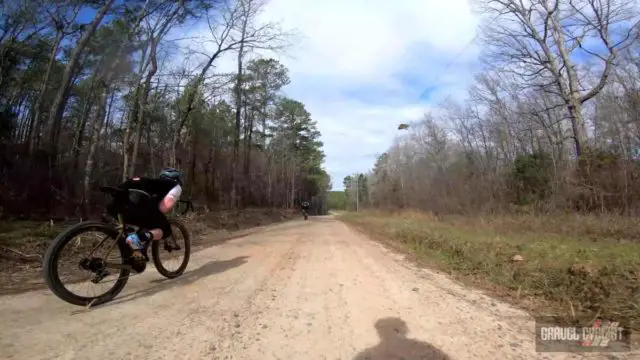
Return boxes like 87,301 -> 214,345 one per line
476,0 -> 639,156
124,1 -> 188,179
46,0 -> 116,161
27,2 -> 81,153
169,0 -> 289,168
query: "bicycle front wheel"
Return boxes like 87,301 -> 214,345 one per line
43,221 -> 131,306
151,219 -> 191,278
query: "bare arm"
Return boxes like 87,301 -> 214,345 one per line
159,184 -> 182,213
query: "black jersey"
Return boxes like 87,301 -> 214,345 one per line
118,177 -> 180,203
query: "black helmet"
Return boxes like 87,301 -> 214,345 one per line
159,167 -> 184,184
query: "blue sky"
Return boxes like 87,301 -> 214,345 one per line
178,0 -> 481,190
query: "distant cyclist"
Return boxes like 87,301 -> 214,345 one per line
300,200 -> 310,220
106,167 -> 184,271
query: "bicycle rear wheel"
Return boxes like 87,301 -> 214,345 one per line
151,218 -> 191,278
43,221 -> 131,306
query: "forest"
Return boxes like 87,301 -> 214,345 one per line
0,0 -> 330,220
343,0 -> 640,216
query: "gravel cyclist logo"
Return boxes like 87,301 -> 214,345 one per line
535,316 -> 631,352
580,319 -> 624,348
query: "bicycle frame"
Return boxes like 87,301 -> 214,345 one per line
84,212 -> 136,272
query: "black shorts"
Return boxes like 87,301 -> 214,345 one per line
107,200 -> 172,238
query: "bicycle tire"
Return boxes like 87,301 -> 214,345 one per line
151,218 -> 191,278
179,200 -> 193,216
43,221 -> 131,306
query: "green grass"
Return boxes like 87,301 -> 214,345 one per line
0,221 -> 61,247
339,211 -> 640,330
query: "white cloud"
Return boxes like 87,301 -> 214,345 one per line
176,0 -> 481,190
259,0 -> 477,79
314,101 -> 433,188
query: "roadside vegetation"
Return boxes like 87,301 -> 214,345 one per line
340,211 -> 640,330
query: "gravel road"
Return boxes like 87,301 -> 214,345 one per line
0,216 -> 635,360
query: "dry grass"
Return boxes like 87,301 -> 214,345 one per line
338,210 -> 640,330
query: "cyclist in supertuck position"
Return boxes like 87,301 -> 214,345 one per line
106,167 -> 184,272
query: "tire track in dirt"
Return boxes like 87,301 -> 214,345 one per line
211,233 -> 305,359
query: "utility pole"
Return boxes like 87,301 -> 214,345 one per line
355,175 -> 359,212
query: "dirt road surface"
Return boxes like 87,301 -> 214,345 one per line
0,217 -> 636,360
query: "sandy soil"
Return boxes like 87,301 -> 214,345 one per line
0,216 -> 636,360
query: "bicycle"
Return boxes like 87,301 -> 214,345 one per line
42,186 -> 191,307
173,199 -> 194,216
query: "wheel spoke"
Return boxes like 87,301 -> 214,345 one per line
43,222 -> 131,306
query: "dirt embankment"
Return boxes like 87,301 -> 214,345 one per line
0,208 -> 300,294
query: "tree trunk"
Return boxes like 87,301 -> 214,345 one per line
82,87 -> 113,216
205,147 -> 213,201
46,0 -> 115,161
567,103 -> 587,157
122,55 -> 147,181
231,26 -> 247,208
188,127 -> 198,198
289,159 -> 296,208
72,81 -> 98,172
547,5 -> 589,156
122,84 -> 140,181
27,30 -> 63,154
129,36 -> 159,177
147,121 -> 156,175
245,109 -> 254,175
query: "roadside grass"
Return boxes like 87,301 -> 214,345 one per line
0,220 -> 60,259
338,210 -> 640,330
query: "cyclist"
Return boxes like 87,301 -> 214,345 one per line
301,200 -> 310,219
106,167 -> 184,271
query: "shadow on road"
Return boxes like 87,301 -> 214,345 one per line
353,317 -> 451,360
92,256 -> 250,310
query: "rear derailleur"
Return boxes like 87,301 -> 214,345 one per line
79,257 -> 110,284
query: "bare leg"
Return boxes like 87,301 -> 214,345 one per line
148,228 -> 178,249
149,229 -> 163,241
